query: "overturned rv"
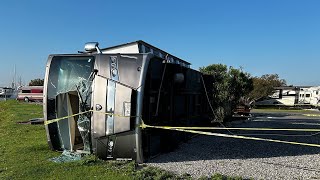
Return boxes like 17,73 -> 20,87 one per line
44,41 -> 211,163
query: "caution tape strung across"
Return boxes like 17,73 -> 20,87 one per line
45,112 -> 320,132
140,122 -> 320,132
44,111 -> 320,148
140,121 -> 320,148
303,114 -> 320,117
44,110 -> 138,125
44,111 -> 91,125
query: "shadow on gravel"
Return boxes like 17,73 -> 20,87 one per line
148,114 -> 320,163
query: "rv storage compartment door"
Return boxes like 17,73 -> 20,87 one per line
92,54 -> 145,160
92,54 -> 143,139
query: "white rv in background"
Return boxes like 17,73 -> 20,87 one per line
298,86 -> 320,105
255,86 -> 300,106
17,86 -> 43,102
255,86 -> 320,108
0,87 -> 15,100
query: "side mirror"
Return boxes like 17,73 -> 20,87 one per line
84,42 -> 102,54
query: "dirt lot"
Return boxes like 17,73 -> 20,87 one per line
147,110 -> 320,179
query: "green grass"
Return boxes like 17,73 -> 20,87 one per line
0,100 -> 136,179
0,100 -> 245,180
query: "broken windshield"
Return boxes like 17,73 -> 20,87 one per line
47,56 -> 95,99
46,56 -> 95,151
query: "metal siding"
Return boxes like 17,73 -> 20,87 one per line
117,55 -> 143,88
92,55 -> 109,141
101,44 -> 139,54
114,84 -> 132,133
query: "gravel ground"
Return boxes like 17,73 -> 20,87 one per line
147,113 -> 320,179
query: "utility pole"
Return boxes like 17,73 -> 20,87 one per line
18,76 -> 22,87
14,65 -> 16,89
4,89 -> 6,101
12,65 -> 16,89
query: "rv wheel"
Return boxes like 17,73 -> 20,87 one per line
24,97 -> 29,102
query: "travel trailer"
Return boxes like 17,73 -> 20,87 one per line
255,86 -> 320,108
255,86 -> 300,106
0,87 -> 15,100
298,86 -> 320,106
17,86 -> 43,102
44,41 -> 212,163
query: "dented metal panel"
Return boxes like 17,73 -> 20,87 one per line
90,54 -> 150,163
91,54 -> 109,153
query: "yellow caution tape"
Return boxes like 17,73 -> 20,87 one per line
44,111 -> 91,125
141,121 -> 320,148
303,114 -> 320,117
140,121 -> 320,132
44,112 -> 320,148
169,128 -> 320,148
45,112 -> 320,133
44,110 -> 138,125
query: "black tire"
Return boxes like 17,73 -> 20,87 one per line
24,97 -> 29,102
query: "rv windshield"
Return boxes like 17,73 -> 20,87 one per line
46,56 -> 95,151
47,56 -> 95,99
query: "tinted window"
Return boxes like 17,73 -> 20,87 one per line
22,90 -> 31,93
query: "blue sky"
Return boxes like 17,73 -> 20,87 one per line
1,0 -> 320,86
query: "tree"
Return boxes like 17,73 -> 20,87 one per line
28,78 -> 44,86
228,67 -> 254,108
200,64 -> 253,122
249,74 -> 286,101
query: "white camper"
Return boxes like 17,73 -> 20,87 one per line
298,86 -> 320,106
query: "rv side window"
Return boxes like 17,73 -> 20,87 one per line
22,90 -> 31,93
306,94 -> 310,98
145,46 -> 151,53
31,89 -> 42,93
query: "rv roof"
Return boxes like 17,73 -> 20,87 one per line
274,86 -> 312,90
100,40 -> 191,66
19,86 -> 43,90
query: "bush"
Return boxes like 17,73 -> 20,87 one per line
200,64 -> 253,122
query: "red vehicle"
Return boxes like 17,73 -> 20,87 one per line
17,86 -> 43,102
234,105 -> 251,117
